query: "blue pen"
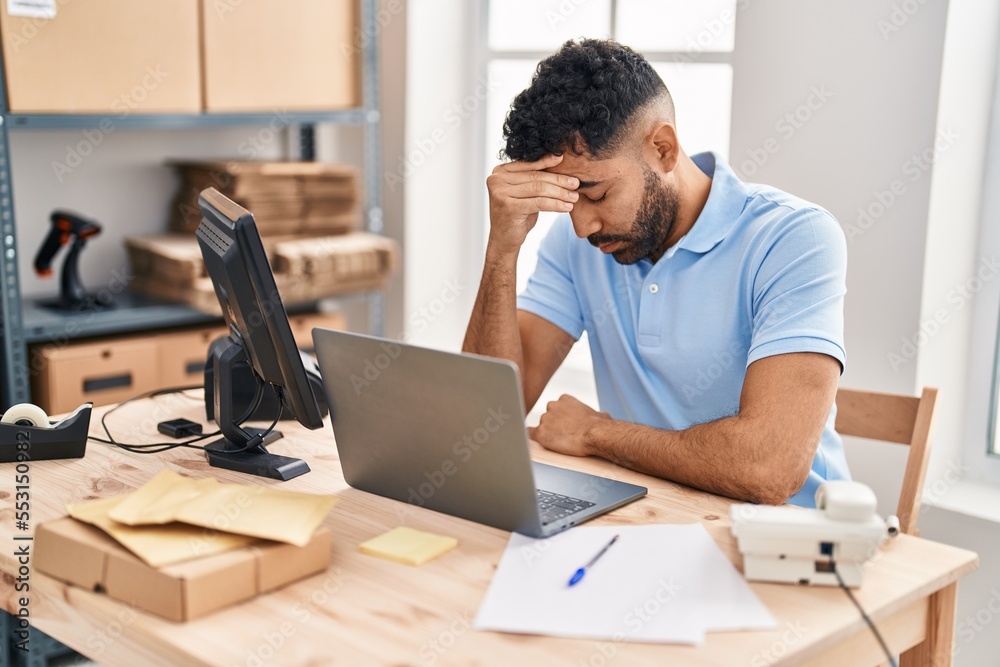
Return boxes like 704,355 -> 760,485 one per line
568,534 -> 620,587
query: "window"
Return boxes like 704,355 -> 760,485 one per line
480,0 -> 736,413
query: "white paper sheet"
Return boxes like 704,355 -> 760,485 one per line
474,523 -> 775,644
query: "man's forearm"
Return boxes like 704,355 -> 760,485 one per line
463,245 -> 524,371
584,416 -> 817,505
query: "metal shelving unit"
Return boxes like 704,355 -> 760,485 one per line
0,0 -> 383,408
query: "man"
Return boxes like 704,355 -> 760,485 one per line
463,39 -> 850,508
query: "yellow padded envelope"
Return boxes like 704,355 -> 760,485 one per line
109,470 -> 220,525
103,469 -> 337,547
359,527 -> 458,566
171,484 -> 337,547
67,495 -> 253,567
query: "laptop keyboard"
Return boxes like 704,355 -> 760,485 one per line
536,489 -> 596,526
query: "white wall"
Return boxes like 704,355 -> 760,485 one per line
729,0 -> 949,520
402,0 -> 481,350
730,0 -> 948,399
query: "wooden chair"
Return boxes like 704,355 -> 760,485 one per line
834,387 -> 939,536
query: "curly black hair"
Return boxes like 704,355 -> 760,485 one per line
502,39 -> 673,162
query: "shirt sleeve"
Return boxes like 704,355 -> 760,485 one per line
746,208 -> 847,372
516,215 -> 586,340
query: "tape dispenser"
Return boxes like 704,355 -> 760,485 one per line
0,402 -> 92,462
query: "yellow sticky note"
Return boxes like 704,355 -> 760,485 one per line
359,527 -> 457,566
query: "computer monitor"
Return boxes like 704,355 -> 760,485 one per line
196,187 -> 324,480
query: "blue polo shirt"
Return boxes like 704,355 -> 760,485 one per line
517,152 -> 849,507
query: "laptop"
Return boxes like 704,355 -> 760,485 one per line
312,328 -> 647,537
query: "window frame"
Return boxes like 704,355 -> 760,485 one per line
970,33 -> 1000,473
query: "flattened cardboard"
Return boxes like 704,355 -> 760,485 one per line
36,518 -> 332,622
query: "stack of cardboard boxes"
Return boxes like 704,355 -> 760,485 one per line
167,161 -> 363,236
126,210 -> 398,317
126,158 -> 398,317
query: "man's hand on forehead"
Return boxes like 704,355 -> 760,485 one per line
486,153 -> 581,255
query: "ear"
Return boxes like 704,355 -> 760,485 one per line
646,122 -> 679,173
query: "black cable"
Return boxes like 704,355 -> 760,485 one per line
89,384 -> 219,452
88,381 -> 276,454
833,565 -> 898,667
229,379 -> 267,444
213,386 -> 284,455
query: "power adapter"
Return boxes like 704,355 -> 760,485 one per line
157,418 -> 203,439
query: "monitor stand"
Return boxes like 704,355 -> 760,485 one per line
203,335 -> 311,481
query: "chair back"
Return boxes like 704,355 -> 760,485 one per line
834,387 -> 938,536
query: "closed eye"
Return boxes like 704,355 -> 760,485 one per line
587,193 -> 607,204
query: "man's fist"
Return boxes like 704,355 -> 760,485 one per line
528,394 -> 611,457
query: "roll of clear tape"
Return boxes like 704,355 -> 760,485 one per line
1,403 -> 52,428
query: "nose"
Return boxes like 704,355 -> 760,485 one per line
570,210 -> 602,239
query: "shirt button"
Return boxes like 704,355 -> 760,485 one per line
649,284 -> 659,294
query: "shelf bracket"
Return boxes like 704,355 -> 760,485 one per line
0,116 -> 29,408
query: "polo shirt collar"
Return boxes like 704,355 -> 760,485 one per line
673,152 -> 748,255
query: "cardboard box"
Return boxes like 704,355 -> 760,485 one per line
157,326 -> 228,388
202,0 -> 359,111
31,337 -> 162,414
0,0 -> 201,113
35,517 -> 332,622
29,309 -> 346,411
156,313 -> 344,386
288,312 -> 347,354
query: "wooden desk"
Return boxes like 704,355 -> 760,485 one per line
0,396 -> 978,666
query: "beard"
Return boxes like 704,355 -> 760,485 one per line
587,167 -> 680,265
